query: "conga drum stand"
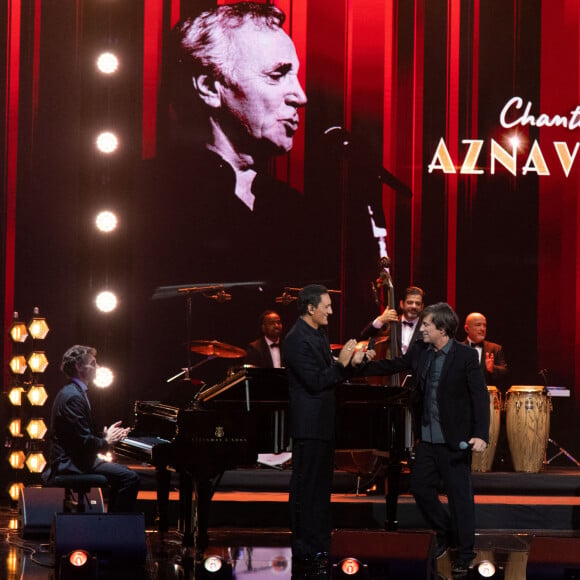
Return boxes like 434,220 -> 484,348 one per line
545,438 -> 580,467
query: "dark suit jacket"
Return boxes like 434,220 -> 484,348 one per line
244,337 -> 282,368
462,339 -> 508,388
283,318 -> 348,441
360,317 -> 421,357
363,339 -> 490,449
42,381 -> 107,483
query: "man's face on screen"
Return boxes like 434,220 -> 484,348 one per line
219,22 -> 307,155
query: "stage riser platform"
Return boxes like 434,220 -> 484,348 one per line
135,493 -> 580,532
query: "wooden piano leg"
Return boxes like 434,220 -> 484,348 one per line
385,456 -> 401,531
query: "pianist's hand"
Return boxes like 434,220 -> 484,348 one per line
104,420 -> 129,444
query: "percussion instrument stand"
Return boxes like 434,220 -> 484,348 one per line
545,438 -> 580,467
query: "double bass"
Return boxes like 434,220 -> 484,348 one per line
371,256 -> 401,386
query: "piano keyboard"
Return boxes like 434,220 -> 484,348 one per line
116,435 -> 171,460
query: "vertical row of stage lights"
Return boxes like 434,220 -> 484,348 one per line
5,309 -> 50,502
92,48 -> 120,390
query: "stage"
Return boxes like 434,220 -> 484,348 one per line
6,464 -> 580,578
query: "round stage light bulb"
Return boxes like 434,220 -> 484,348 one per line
203,556 -> 223,573
340,558 -> 360,575
477,560 -> 496,577
96,52 -> 118,74
96,291 -> 118,313
94,366 -> 114,388
96,131 -> 118,153
69,550 -> 89,567
95,211 -> 118,232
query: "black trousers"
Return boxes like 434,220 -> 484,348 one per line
410,441 -> 476,562
93,460 -> 140,512
289,438 -> 334,559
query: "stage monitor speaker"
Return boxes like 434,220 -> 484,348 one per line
330,529 -> 436,579
18,486 -> 104,538
51,512 -> 147,569
526,536 -> 580,579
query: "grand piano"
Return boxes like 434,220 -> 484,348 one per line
114,367 -> 409,551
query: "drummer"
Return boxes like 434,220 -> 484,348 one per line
462,312 -> 509,391
244,310 -> 284,368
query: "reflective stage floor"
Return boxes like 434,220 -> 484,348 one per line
4,465 -> 580,578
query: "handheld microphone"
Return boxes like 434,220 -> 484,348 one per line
458,441 -> 473,450
362,337 -> 376,363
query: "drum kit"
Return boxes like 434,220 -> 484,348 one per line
473,385 -> 559,473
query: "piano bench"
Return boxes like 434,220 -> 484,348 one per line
52,474 -> 108,514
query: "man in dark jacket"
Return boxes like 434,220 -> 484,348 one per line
363,302 -> 489,576
42,345 -> 139,512
283,285 -> 362,577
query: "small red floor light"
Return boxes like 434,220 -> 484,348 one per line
69,550 -> 89,567
340,558 -> 361,575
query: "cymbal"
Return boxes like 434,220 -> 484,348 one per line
190,340 -> 246,359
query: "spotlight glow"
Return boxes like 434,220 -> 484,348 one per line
69,550 -> 89,567
8,483 -> 23,502
94,366 -> 114,388
27,384 -> 48,406
96,131 -> 118,153
95,211 -> 118,232
8,419 -> 21,437
26,419 -> 48,439
477,560 -> 496,577
96,291 -> 118,313
340,558 -> 361,575
8,451 -> 26,470
26,452 -> 47,473
96,52 -> 119,74
203,556 -> 223,573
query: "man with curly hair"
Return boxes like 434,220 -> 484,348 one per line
42,345 -> 140,512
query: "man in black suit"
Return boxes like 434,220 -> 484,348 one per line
463,312 -> 509,390
283,284 -> 363,577
360,285 -> 424,355
42,345 -> 140,512
245,310 -> 283,368
362,303 -> 489,576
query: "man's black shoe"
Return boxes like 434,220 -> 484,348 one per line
451,558 -> 472,576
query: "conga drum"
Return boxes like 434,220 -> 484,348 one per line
471,386 -> 501,472
505,386 -> 551,472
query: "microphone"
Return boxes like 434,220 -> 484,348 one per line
322,125 -> 412,198
458,441 -> 473,450
209,290 -> 232,303
363,337 -> 376,363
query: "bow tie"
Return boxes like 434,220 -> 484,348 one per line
470,342 -> 483,348
402,320 -> 414,327
270,343 -> 280,348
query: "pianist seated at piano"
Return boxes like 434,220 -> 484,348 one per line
244,310 -> 284,368
42,345 -> 140,513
